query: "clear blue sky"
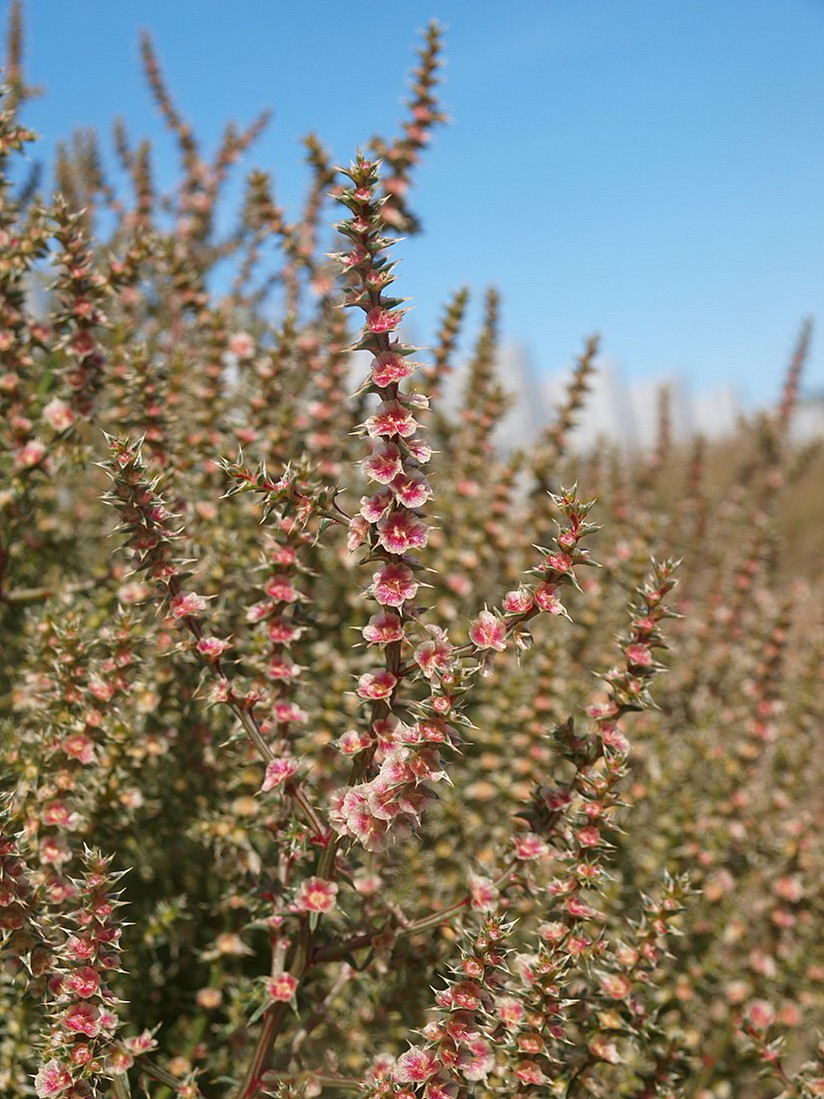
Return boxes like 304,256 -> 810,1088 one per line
6,0 -> 824,408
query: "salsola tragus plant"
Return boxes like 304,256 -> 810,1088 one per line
2,4 -> 824,1097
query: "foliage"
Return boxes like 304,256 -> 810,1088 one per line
2,5 -> 824,1098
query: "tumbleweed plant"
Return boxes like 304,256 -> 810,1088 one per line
2,4 -> 824,1098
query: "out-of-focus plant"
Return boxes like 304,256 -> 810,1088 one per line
2,4 -> 824,1098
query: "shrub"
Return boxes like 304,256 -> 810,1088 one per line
2,5 -> 824,1097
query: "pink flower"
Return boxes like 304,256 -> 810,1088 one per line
265,576 -> 298,603
600,972 -> 632,1000
496,996 -> 526,1028
395,1046 -> 440,1083
514,1062 -> 545,1085
228,331 -> 255,359
372,562 -> 419,607
196,636 -> 230,661
391,470 -> 432,508
362,441 -> 403,484
123,1030 -> 158,1055
414,628 -> 454,678
357,670 -> 397,700
347,515 -> 369,551
366,400 -> 418,439
61,735 -> 95,765
42,398 -> 75,432
589,1036 -> 621,1064
502,588 -> 534,614
14,439 -> 47,469
468,610 -> 507,652
363,612 -> 405,645
534,582 -> 563,614
514,833 -> 549,859
260,757 -> 299,792
34,1059 -> 72,1097
294,876 -> 338,913
170,591 -> 208,619
747,999 -> 776,1029
578,826 -> 601,848
338,728 -> 371,755
468,873 -> 499,911
267,972 -> 298,1002
267,617 -> 300,644
459,1038 -> 495,1082
366,307 -> 402,333
371,351 -> 415,387
62,1002 -> 101,1037
405,438 -> 432,463
377,510 -> 429,555
567,896 -> 598,920
626,643 -> 653,667
360,488 -> 393,522
63,966 -> 101,998
272,700 -> 306,724
546,551 -> 573,573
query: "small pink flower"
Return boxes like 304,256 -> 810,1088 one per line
70,329 -> 96,357
377,510 -> 429,555
414,628 -> 454,678
64,966 -> 101,998
124,1030 -> 158,1055
626,643 -> 653,667
567,896 -> 598,920
42,398 -> 75,432
347,514 -> 369,551
371,351 -> 415,387
468,873 -> 499,911
405,437 -> 432,463
600,972 -> 632,1000
357,670 -> 397,700
546,551 -> 573,573
366,307 -> 402,333
395,1046 -> 440,1083
267,617 -> 300,644
15,439 -> 47,469
600,723 -> 630,753
362,441 -> 403,484
360,488 -> 393,523
62,735 -> 95,765
273,700 -> 306,724
265,576 -> 298,603
468,610 -> 507,652
502,588 -> 534,614
34,1059 -> 72,1097
338,729 -> 372,755
578,826 -> 601,848
196,636 -> 230,661
366,400 -> 418,439
747,999 -> 776,1029
496,996 -> 526,1028
514,1061 -> 545,1085
391,470 -> 431,508
267,972 -> 298,1002
62,1002 -> 101,1037
260,757 -> 299,792
363,612 -> 404,645
170,591 -> 208,619
534,582 -> 563,614
228,331 -> 255,359
514,833 -> 549,859
294,876 -> 338,913
372,562 -> 419,607
589,1036 -> 621,1064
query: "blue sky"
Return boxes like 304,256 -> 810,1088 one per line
7,0 -> 824,408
